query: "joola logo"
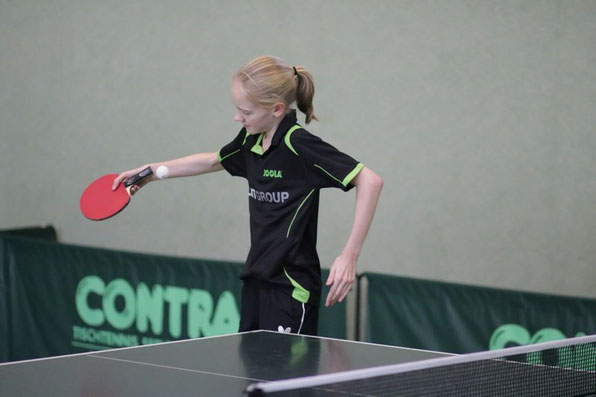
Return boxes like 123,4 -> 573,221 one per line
263,169 -> 282,178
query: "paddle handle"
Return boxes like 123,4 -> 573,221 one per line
123,166 -> 154,188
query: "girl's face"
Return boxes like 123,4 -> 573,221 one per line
231,78 -> 280,135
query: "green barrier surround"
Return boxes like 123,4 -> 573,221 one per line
2,235 -> 595,362
360,272 -> 596,353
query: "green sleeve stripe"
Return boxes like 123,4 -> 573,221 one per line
219,132 -> 251,162
219,148 -> 240,162
283,268 -> 310,303
286,189 -> 315,238
284,125 -> 302,156
342,163 -> 364,186
313,164 -> 342,185
314,163 -> 364,187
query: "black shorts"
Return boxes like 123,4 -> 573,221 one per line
238,278 -> 319,335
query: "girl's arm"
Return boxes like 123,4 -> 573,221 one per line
325,166 -> 383,307
112,152 -> 224,193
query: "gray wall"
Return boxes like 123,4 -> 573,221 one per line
2,1 -> 595,298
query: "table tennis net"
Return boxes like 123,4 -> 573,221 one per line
246,334 -> 596,396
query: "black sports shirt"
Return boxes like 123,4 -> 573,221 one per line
218,110 -> 363,305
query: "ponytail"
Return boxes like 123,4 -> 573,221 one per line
234,56 -> 318,124
294,66 -> 318,124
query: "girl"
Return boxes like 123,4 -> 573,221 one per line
113,56 -> 383,335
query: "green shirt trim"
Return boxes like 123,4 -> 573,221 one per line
286,189 -> 315,238
314,162 -> 364,187
219,132 -> 251,162
218,149 -> 240,162
251,133 -> 265,155
284,125 -> 302,156
283,268 -> 310,303
342,162 -> 365,186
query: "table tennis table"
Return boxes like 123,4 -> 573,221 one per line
0,330 -> 448,396
1,330 -> 594,396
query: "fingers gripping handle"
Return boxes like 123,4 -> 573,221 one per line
123,166 -> 153,188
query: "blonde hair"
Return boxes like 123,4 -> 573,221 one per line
233,56 -> 318,124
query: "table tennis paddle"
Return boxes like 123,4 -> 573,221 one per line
80,166 -> 154,221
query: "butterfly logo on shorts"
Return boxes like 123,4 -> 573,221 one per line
278,325 -> 292,333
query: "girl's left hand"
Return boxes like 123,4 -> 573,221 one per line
324,251 -> 357,307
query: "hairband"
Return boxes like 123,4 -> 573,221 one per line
293,66 -> 298,78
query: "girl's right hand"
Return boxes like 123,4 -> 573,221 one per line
112,165 -> 155,195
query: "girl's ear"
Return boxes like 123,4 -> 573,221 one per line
272,102 -> 286,117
